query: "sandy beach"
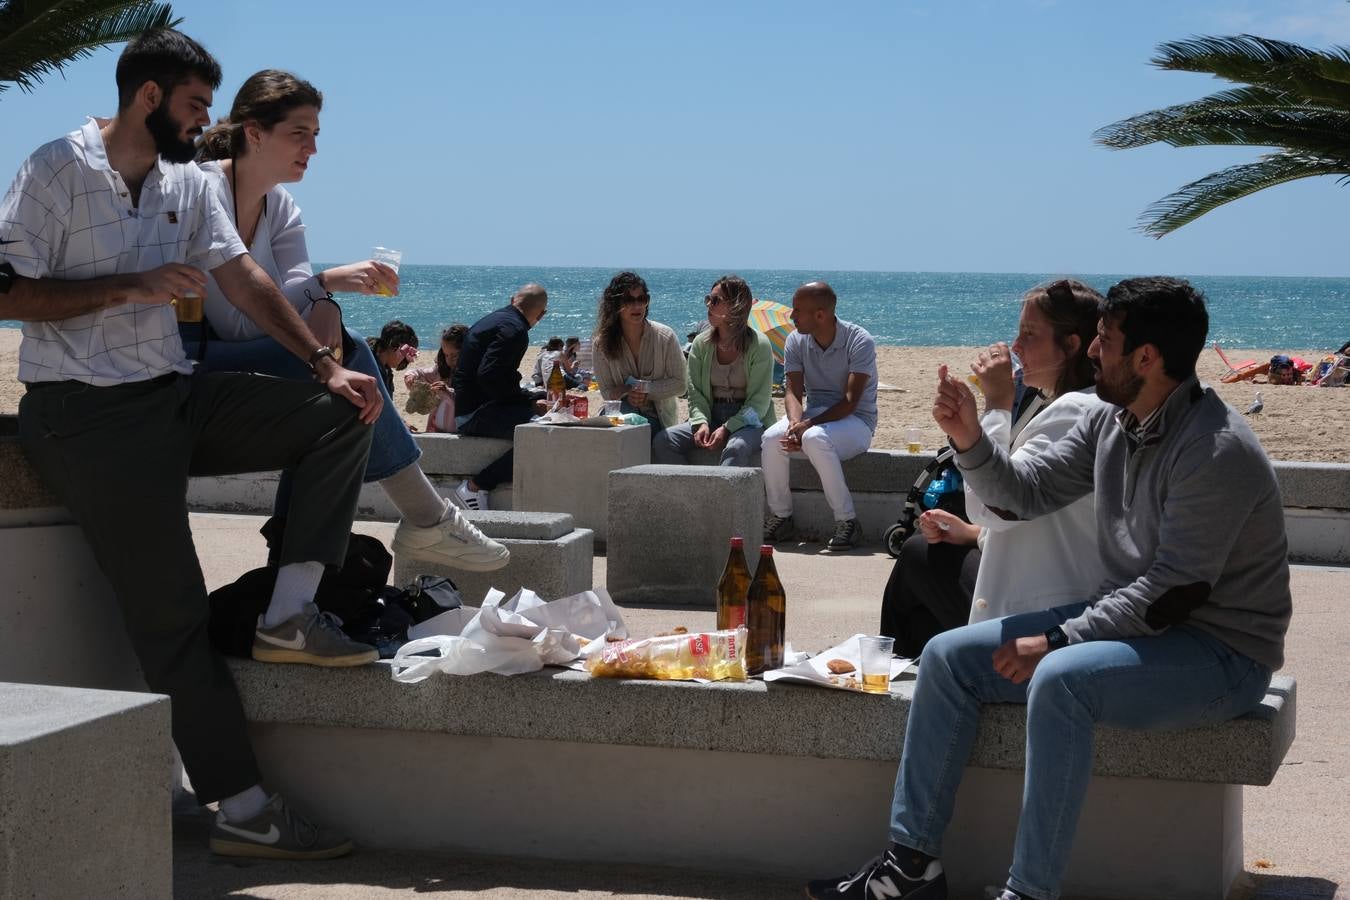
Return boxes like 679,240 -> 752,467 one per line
1,328 -> 1345,464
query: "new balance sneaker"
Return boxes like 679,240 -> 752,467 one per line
252,603 -> 379,667
764,513 -> 796,543
391,498 -> 509,571
454,478 -> 491,511
827,517 -> 862,551
209,794 -> 353,860
805,847 -> 947,899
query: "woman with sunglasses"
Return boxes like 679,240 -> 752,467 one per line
654,275 -> 776,467
190,70 -> 507,574
592,271 -> 686,447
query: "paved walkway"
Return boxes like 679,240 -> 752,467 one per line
176,513 -> 1348,900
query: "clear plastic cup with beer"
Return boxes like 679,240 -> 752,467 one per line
905,426 -> 922,454
859,635 -> 895,694
173,291 -> 203,324
371,247 -> 402,296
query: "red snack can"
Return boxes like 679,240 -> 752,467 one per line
570,395 -> 589,418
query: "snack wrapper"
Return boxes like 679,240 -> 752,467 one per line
585,627 -> 748,682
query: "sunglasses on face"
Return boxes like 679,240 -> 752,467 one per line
704,294 -> 728,308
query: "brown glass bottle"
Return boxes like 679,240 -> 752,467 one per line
547,360 -> 566,403
746,544 -> 786,675
716,537 -> 751,631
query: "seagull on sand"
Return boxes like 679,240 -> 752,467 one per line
1246,391 -> 1264,415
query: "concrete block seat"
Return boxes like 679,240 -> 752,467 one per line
0,682 -> 172,899
184,432 -> 517,519
227,658 -> 1296,900
392,509 -> 593,603
606,464 -> 765,606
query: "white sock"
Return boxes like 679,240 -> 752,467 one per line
381,464 -> 449,527
262,561 -> 325,628
219,784 -> 269,823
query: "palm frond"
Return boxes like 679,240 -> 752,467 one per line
1152,34 -> 1350,107
1097,102 -> 1350,155
1138,152 -> 1350,237
0,0 -> 179,96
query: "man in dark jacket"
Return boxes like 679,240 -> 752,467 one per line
452,283 -> 549,508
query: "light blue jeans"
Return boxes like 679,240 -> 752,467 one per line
653,401 -> 764,467
889,602 -> 1272,900
188,325 -> 419,488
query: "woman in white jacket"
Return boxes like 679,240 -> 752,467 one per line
883,280 -> 1106,653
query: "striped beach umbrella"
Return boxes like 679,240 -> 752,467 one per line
749,299 -> 794,364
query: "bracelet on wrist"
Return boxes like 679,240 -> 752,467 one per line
307,345 -> 338,374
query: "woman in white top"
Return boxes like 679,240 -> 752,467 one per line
883,279 -> 1105,654
190,70 -> 503,570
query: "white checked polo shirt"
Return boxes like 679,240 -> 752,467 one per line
0,117 -> 247,385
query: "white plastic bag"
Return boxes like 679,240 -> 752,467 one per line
389,586 -> 627,683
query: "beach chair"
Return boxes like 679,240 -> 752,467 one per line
1214,341 -> 1268,383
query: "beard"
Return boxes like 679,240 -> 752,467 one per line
146,100 -> 198,164
1094,363 -> 1145,407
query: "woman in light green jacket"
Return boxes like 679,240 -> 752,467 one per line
654,275 -> 777,466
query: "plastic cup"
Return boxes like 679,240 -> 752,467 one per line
371,247 -> 402,296
173,291 -> 203,324
905,426 -> 922,454
603,399 -> 623,424
859,635 -> 895,694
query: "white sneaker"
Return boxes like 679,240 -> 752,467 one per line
392,499 -> 509,571
454,478 -> 491,511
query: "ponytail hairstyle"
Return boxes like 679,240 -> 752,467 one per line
199,69 -> 323,162
1025,278 -> 1103,398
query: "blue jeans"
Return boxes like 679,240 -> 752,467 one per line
653,401 -> 763,467
889,602 -> 1272,900
188,325 -> 419,486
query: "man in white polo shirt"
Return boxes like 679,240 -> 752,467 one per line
0,30 -> 380,859
760,281 -> 878,551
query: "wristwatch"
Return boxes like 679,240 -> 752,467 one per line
1044,626 -> 1069,651
0,262 -> 15,295
307,345 -> 338,373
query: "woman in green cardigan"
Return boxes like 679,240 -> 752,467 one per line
654,275 -> 777,467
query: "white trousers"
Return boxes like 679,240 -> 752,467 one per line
760,415 -> 873,521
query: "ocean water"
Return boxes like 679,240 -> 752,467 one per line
6,266 -> 1348,350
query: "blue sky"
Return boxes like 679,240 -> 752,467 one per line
4,0 -> 1350,276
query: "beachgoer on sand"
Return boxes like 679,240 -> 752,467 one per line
404,323 -> 468,433
0,29 -> 384,861
761,281 -> 878,551
807,277 -> 1291,900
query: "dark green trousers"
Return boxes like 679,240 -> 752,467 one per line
18,370 -> 374,803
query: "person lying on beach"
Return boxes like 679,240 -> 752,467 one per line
881,279 -> 1105,656
761,281 -> 878,551
654,274 -> 776,467
404,323 -> 467,433
807,276 -> 1291,900
0,29 -> 383,861
191,69 -> 506,576
592,270 -> 688,448
452,284 -> 551,510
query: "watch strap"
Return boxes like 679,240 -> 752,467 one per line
307,345 -> 337,372
1044,625 -> 1069,651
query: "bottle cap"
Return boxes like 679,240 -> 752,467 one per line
759,544 -> 773,555
729,536 -> 744,547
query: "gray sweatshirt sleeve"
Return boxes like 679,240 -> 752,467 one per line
1059,429 -> 1276,644
953,408 -> 1099,521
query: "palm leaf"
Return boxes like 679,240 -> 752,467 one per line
1097,103 -> 1350,154
1152,35 -> 1350,107
1137,152 -> 1350,238
0,0 -> 180,96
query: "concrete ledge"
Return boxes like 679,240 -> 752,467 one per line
1275,460 -> 1350,509
0,682 -> 172,899
185,471 -> 512,521
414,432 -> 515,478
227,660 -> 1294,786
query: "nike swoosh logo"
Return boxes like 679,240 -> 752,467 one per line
256,630 -> 306,650
0,239 -> 18,245
216,821 -> 281,844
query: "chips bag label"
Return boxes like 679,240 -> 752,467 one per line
689,634 -> 710,657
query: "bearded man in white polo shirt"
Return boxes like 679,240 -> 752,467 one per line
0,30 -> 380,860
760,281 -> 879,551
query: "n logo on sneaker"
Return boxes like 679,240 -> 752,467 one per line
868,877 -> 907,899
216,821 -> 281,845
257,630 -> 306,650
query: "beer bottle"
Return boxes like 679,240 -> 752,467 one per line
746,544 -> 786,675
547,360 -> 566,404
716,536 -> 751,631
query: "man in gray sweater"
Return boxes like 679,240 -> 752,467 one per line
806,277 -> 1291,900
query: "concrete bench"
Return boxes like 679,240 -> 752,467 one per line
392,510 -> 594,604
185,432 -> 518,519
512,421 -> 652,547
606,464 -> 764,606
227,659 -> 1296,900
0,682 -> 172,899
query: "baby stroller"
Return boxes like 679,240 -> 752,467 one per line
882,448 -> 968,558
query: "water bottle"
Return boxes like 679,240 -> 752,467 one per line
924,467 -> 963,510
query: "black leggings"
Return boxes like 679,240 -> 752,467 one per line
879,532 -> 980,658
